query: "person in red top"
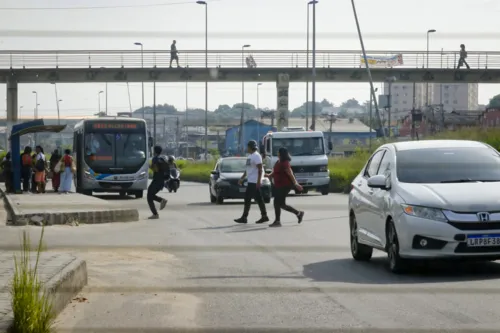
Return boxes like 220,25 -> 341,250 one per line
265,147 -> 305,227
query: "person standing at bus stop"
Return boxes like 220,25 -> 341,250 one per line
234,140 -> 269,224
148,145 -> 168,219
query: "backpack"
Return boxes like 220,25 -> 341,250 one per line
35,158 -> 45,172
156,156 -> 171,179
22,154 -> 32,166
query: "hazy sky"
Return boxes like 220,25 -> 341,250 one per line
0,0 -> 499,118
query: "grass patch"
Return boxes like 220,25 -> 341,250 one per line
10,227 -> 55,333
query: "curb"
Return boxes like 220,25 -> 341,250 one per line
0,257 -> 88,333
0,188 -> 139,226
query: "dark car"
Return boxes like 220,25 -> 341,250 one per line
209,157 -> 272,205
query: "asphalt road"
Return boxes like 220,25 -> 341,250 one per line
2,182 -> 500,332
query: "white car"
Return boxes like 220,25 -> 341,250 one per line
348,140 -> 500,274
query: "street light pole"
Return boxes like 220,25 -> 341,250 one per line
239,44 -> 251,153
311,0 -> 318,130
369,87 -> 378,151
185,81 -> 189,158
105,82 -> 108,115
197,0 -> 208,160
307,0 -> 317,130
98,90 -> 103,115
53,84 -> 61,125
134,42 -> 145,119
426,29 -> 436,106
257,82 -> 262,139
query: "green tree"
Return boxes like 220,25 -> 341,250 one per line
488,94 -> 500,108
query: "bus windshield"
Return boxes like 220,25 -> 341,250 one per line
83,121 -> 147,173
271,137 -> 325,156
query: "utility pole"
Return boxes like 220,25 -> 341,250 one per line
176,117 -> 180,156
322,113 -> 336,132
163,117 -> 167,146
153,81 -> 156,146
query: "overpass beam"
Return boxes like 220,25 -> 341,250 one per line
276,73 -> 290,131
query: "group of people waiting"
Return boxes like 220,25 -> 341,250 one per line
2,145 -> 75,194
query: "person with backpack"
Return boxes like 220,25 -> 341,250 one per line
265,147 -> 305,227
20,146 -> 32,192
457,44 -> 470,69
34,145 -> 47,194
147,145 -> 168,219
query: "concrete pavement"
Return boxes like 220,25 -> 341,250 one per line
1,182 -> 500,332
1,185 -> 139,225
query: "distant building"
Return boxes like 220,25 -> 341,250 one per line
382,82 -> 478,112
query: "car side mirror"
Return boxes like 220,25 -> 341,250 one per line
210,171 -> 219,175
328,141 -> 333,151
367,174 -> 389,190
148,137 -> 154,148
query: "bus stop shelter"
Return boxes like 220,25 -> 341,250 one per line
10,119 -> 67,193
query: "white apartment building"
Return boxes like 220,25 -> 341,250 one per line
382,82 -> 478,113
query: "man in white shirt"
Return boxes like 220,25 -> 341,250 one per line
234,140 -> 269,224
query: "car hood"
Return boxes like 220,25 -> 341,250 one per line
398,182 -> 500,212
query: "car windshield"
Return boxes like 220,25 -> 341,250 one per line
271,137 -> 324,156
396,147 -> 500,183
220,159 -> 246,173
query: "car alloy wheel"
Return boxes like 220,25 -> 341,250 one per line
349,214 -> 372,261
387,221 -> 406,273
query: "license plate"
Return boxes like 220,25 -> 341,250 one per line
296,179 -> 307,184
239,188 -> 246,193
295,173 -> 314,177
467,234 -> 500,247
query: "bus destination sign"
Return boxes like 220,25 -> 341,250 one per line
92,123 -> 138,129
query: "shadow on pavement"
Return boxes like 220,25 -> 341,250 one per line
95,195 -> 137,201
187,202 -> 244,207
226,226 -> 269,233
302,257 -> 500,284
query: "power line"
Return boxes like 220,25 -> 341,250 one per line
0,30 -> 498,40
0,0 -> 221,11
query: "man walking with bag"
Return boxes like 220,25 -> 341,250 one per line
234,140 -> 269,224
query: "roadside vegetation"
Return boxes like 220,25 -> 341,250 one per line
10,228 -> 55,333
178,128 -> 500,193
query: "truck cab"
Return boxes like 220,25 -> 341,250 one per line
261,129 -> 332,195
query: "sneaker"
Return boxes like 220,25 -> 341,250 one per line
234,217 -> 247,224
160,199 -> 168,210
297,211 -> 305,224
148,215 -> 159,220
269,221 -> 282,228
255,216 -> 270,224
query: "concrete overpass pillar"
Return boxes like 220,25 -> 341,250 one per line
6,78 -> 18,150
276,73 -> 290,131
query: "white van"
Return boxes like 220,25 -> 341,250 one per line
261,129 -> 332,195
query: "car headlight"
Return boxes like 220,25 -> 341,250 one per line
137,171 -> 147,180
262,178 -> 271,185
401,204 -> 448,222
319,165 -> 328,172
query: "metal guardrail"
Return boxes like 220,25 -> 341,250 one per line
0,50 -> 499,70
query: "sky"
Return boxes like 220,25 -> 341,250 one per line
0,0 -> 499,118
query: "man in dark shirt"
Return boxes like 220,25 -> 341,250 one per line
457,44 -> 470,69
148,145 -> 168,219
169,40 -> 180,68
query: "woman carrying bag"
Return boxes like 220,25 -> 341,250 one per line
265,147 -> 305,228
59,149 -> 75,194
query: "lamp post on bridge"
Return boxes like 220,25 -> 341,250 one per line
134,42 -> 145,119
310,0 -> 318,131
239,44 -> 251,153
426,29 -> 436,107
306,0 -> 318,130
97,91 -> 103,115
196,0 -> 208,160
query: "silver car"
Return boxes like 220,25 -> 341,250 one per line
348,140 -> 500,273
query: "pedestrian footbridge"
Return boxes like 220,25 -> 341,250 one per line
0,49 -> 499,84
